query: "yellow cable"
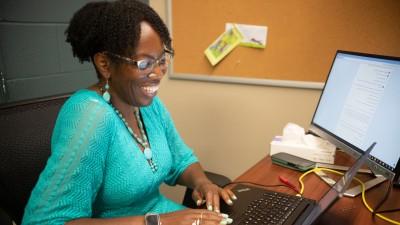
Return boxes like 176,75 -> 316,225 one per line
299,168 -> 318,194
298,167 -> 400,225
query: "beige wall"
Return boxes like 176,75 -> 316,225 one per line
151,0 -> 322,203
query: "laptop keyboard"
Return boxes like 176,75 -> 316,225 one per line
237,191 -> 305,225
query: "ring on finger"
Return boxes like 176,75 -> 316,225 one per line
192,218 -> 200,225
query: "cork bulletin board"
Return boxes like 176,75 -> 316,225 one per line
167,0 -> 400,89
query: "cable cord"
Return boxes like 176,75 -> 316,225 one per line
298,167 -> 400,225
372,179 -> 393,214
375,208 -> 400,214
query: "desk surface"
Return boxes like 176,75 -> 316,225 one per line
232,151 -> 400,225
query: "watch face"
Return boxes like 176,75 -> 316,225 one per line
145,213 -> 159,225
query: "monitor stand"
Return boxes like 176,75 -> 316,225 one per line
314,163 -> 387,197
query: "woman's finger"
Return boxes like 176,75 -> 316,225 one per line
212,190 -> 221,213
226,189 -> 237,201
219,189 -> 234,206
201,210 -> 234,225
192,189 -> 204,207
198,210 -> 231,225
206,190 -> 214,211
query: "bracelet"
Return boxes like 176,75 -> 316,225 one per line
144,213 -> 160,225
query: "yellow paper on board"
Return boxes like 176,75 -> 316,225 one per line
204,25 -> 243,66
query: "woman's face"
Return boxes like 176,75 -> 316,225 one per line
109,21 -> 167,107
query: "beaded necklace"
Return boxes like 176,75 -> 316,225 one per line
113,106 -> 158,172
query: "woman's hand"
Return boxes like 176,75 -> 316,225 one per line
160,209 -> 232,225
176,163 -> 237,214
191,181 -> 237,213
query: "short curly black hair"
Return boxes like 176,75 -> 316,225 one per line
65,0 -> 172,64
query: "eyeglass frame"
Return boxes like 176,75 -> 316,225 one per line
104,48 -> 174,73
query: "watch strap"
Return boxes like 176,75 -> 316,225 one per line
145,213 -> 160,225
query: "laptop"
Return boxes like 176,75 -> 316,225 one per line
221,142 -> 376,225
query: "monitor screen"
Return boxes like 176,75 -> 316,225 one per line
309,50 -> 400,184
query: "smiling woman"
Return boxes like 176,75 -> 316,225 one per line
20,1 -> 235,225
93,21 -> 169,107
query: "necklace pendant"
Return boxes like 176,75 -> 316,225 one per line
144,147 -> 152,160
111,105 -> 157,172
102,91 -> 110,103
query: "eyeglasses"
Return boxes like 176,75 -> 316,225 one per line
105,49 -> 174,74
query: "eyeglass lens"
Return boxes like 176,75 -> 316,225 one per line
137,53 -> 171,73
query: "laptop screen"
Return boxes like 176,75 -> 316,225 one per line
301,143 -> 375,225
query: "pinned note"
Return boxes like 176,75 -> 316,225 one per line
226,23 -> 268,48
204,25 -> 243,66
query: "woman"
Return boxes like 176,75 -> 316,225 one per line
22,1 -> 236,224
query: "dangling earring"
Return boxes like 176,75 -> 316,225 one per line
102,79 -> 111,103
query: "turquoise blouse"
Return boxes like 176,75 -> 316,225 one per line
22,89 -> 198,225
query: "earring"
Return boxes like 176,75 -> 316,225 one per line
102,79 -> 111,103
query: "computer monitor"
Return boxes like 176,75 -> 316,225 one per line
309,50 -> 400,187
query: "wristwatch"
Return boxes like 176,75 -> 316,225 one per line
145,213 -> 160,225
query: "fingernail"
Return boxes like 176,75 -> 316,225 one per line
196,200 -> 202,206
215,209 -> 220,213
207,204 -> 213,211
227,199 -> 233,205
220,218 -> 233,225
220,213 -> 229,218
232,195 -> 238,200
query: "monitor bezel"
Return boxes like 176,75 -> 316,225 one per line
309,50 -> 400,185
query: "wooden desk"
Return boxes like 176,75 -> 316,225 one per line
233,152 -> 400,225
